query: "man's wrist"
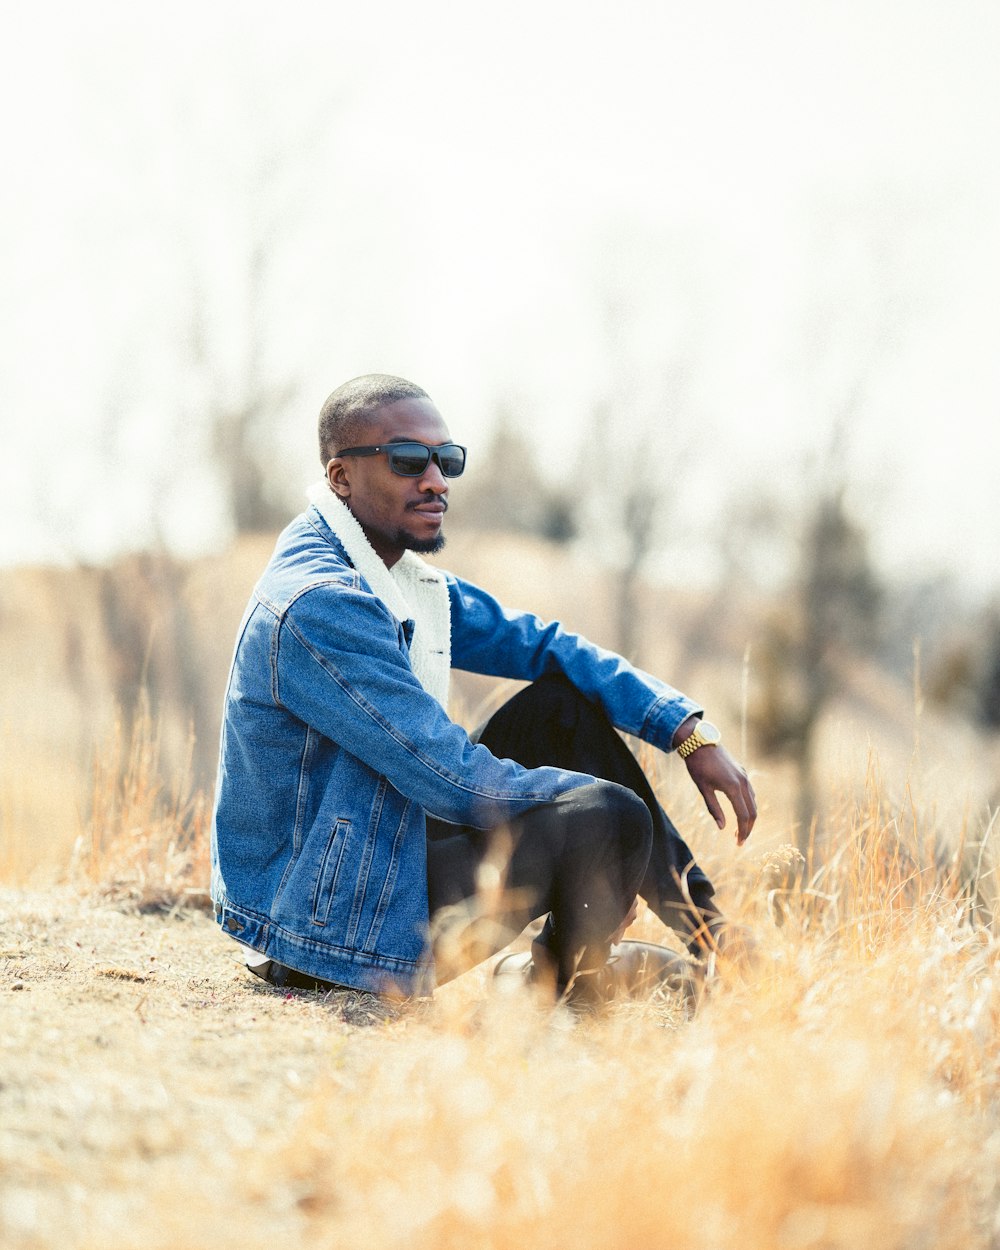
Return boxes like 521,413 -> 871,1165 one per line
672,715 -> 701,750
674,717 -> 723,759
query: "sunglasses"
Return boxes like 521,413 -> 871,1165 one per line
335,441 -> 467,478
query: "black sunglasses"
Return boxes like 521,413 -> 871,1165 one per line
335,441 -> 467,478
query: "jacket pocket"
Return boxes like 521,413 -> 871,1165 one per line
361,799 -> 411,953
311,818 -> 351,926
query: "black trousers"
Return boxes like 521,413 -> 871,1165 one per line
426,674 -> 718,986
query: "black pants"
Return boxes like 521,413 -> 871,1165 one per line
426,674 -> 718,986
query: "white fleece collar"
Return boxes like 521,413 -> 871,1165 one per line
306,481 -> 452,710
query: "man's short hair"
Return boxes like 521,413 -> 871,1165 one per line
318,374 -> 430,466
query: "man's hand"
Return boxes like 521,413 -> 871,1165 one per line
684,743 -> 757,846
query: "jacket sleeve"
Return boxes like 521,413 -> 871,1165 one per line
272,578 -> 594,828
446,574 -> 702,753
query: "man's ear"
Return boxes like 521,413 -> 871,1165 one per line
326,458 -> 351,500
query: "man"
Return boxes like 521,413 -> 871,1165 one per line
211,374 -> 756,1008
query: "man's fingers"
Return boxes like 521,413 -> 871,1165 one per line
743,774 -> 758,839
702,777 -> 750,842
731,776 -> 757,845
700,784 -> 726,830
687,746 -> 757,845
735,798 -> 752,845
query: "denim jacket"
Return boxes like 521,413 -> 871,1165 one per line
210,505 -> 701,995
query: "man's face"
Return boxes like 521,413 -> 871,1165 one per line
326,397 -> 456,567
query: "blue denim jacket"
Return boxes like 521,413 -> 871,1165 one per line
211,506 -> 701,994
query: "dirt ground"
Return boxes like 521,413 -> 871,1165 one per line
0,885 -> 457,1249
4,878 -> 999,1250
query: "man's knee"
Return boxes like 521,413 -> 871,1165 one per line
569,780 -> 653,863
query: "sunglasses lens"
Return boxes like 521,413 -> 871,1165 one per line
437,445 -> 466,477
388,445 -> 431,475
385,443 -> 466,476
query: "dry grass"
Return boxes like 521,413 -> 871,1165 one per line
69,694 -> 211,913
3,725 -> 1000,1249
3,543 -> 1000,1248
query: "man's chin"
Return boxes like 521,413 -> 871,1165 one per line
403,533 -> 446,555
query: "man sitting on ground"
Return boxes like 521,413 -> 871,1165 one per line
210,373 -> 757,1008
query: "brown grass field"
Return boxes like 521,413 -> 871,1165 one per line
3,537 -> 1000,1248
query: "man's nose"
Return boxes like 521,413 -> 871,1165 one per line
418,459 -> 449,493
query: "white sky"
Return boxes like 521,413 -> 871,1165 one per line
2,0 -> 999,596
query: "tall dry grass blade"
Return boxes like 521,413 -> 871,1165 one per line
71,690 -> 210,911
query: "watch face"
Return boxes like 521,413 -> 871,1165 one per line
699,722 -> 722,746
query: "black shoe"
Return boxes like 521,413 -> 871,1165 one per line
247,959 -> 349,993
494,940 -> 700,1010
686,919 -> 759,972
491,950 -> 539,990
569,940 -> 701,1009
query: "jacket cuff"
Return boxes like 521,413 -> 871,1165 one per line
640,694 -> 704,753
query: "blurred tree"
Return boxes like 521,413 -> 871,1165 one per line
188,244 -> 299,536
925,636 -> 980,720
457,404 -> 578,545
179,117 -> 319,536
150,67 -> 345,541
979,613 -> 1000,730
924,604 -> 1000,731
751,481 -> 883,850
575,224 -> 705,664
745,186 -> 941,846
581,387 -> 692,665
79,78 -> 343,790
875,573 -> 962,680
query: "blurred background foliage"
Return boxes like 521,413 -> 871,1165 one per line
3,408 -> 999,878
2,2 -> 999,876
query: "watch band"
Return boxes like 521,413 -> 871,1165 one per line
676,721 -> 722,759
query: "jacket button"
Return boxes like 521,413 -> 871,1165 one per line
226,917 -> 241,933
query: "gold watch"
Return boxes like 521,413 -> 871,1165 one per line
676,720 -> 722,760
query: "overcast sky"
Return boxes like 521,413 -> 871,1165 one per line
2,1 -> 998,596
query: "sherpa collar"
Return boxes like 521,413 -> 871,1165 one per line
306,481 -> 452,710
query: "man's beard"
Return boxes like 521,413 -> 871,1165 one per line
401,531 -> 446,555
